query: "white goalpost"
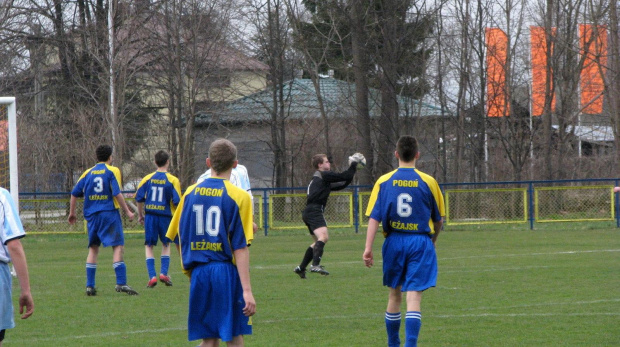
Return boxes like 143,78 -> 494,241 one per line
0,97 -> 19,210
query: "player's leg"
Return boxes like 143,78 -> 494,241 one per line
199,338 -> 220,347
144,214 -> 159,287
0,329 -> 5,347
159,241 -> 173,286
293,225 -> 316,278
145,245 -> 157,288
86,245 -> 99,295
112,245 -> 138,295
385,286 -> 403,347
157,216 -> 173,286
404,291 -> 423,347
309,227 -> 329,275
226,335 -> 244,347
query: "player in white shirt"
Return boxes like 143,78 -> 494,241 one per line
197,163 -> 258,234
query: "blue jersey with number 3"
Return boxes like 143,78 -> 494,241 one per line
71,163 -> 123,217
166,177 -> 253,276
365,167 -> 444,236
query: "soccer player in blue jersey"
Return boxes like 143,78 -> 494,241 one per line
0,188 -> 34,346
68,145 -> 138,296
363,136 -> 445,347
135,150 -> 182,288
166,139 -> 256,347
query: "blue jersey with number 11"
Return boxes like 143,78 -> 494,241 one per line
135,171 -> 181,217
365,167 -> 445,236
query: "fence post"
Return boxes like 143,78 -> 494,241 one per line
614,180 -> 620,228
528,182 -> 535,230
263,190 -> 269,236
353,186 -> 359,233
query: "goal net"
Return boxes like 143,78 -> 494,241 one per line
0,97 -> 19,208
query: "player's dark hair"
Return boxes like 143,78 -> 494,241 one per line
312,154 -> 327,169
208,139 -> 237,174
154,150 -> 169,167
96,145 -> 113,162
397,136 -> 418,162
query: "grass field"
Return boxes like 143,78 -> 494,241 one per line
5,226 -> 620,346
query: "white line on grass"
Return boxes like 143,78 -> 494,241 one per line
17,326 -> 187,343
440,249 -> 620,261
252,249 -> 620,270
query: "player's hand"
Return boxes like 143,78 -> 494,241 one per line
363,249 -> 374,268
68,214 -> 77,225
126,211 -> 135,221
252,222 -> 258,235
349,153 -> 366,168
242,291 -> 256,316
19,292 -> 34,319
138,215 -> 145,225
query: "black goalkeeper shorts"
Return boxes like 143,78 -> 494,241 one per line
302,205 -> 327,235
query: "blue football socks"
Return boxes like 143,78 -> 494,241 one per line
160,255 -> 170,276
113,261 -> 127,285
405,311 -> 422,347
86,263 -> 97,287
146,257 -> 156,279
385,311 -> 401,347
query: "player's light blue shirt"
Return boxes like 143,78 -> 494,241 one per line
0,188 -> 26,263
135,171 -> 181,217
366,167 -> 445,236
71,162 -> 123,217
166,177 -> 253,276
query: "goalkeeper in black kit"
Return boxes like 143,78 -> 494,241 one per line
294,152 -> 366,278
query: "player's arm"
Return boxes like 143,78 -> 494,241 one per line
6,238 -> 34,319
363,218 -> 380,268
431,218 -> 443,244
323,163 -> 357,190
233,246 -> 256,317
114,192 -> 135,220
68,195 -> 78,225
136,201 -> 145,224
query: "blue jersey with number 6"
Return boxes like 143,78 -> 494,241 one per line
166,177 -> 253,276
71,163 -> 123,217
365,167 -> 444,236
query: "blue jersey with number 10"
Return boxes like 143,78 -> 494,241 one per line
166,177 -> 253,276
365,167 -> 445,236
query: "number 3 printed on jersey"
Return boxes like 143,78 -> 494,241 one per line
94,177 -> 104,193
193,205 -> 221,237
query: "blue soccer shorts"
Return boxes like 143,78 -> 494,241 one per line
86,210 -> 125,247
0,263 -> 15,331
187,262 -> 252,342
144,214 -> 177,246
382,232 -> 438,292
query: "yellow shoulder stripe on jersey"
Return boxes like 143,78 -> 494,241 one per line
224,180 -> 254,246
365,169 -> 398,217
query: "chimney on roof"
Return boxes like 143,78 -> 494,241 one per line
295,69 -> 303,78
328,69 -> 334,78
